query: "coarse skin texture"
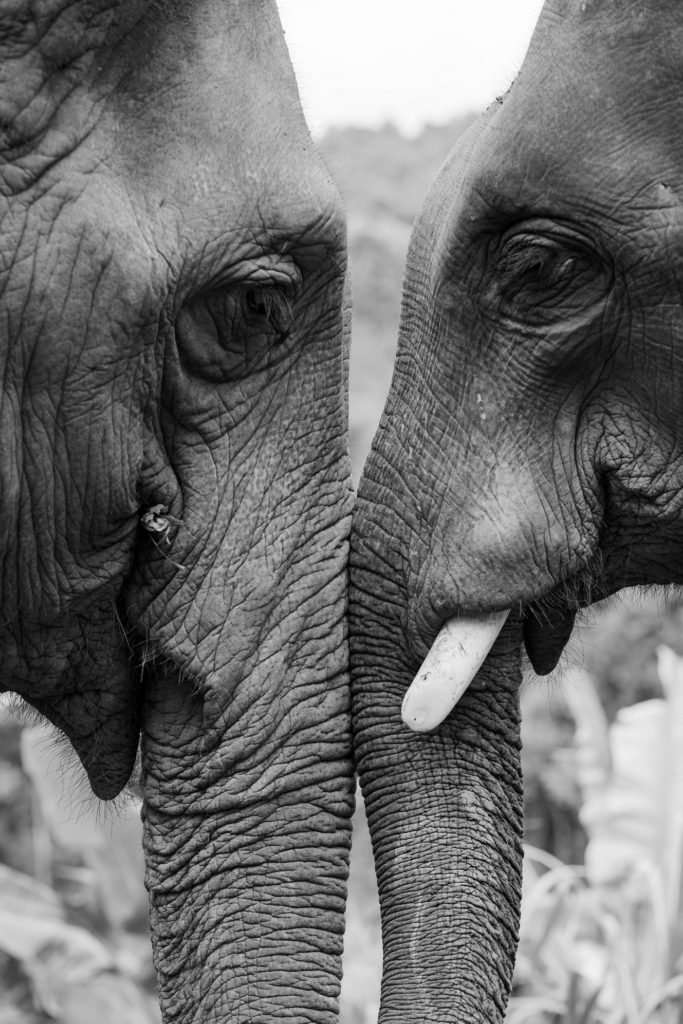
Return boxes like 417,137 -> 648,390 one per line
351,0 -> 683,1020
0,1 -> 354,1020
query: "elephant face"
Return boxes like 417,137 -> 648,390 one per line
371,0 -> 683,672
351,2 -> 683,1021
1,2 -> 353,1021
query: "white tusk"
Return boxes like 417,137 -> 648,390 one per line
401,610 -> 510,732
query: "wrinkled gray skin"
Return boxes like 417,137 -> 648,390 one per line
351,1 -> 683,1020
1,2 -> 354,1021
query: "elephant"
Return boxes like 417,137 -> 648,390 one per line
350,0 -> 683,1021
1,1 -> 354,1021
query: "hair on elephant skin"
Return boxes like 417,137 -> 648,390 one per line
351,1 -> 683,1022
0,2 -> 355,1021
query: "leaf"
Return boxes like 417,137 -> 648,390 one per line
639,972 -> 683,1022
20,725 -> 147,931
0,863 -> 157,1023
572,691 -> 669,886
0,862 -> 64,923
562,668 -> 612,786
655,647 -> 683,959
0,902 -> 116,978
513,649 -> 683,1023
29,948 -> 157,1024
506,994 -> 566,1023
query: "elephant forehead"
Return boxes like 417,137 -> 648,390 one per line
1,0 -> 344,256
543,0 -> 681,31
106,0 -> 344,249
0,185 -> 158,391
519,0 -> 683,153
410,68 -> 683,283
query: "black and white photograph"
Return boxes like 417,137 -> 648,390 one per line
2,2 -> 682,1022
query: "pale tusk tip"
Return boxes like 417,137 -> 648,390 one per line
400,609 -> 511,733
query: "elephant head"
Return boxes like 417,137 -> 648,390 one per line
1,1 -> 353,1020
351,1 -> 683,1020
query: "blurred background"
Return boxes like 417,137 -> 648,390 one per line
4,4 -> 683,1022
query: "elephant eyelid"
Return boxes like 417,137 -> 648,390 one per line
498,231 -> 588,264
203,254 -> 303,296
492,229 -> 603,295
496,216 -> 607,268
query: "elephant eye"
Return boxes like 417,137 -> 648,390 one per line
244,286 -> 294,338
498,240 -> 577,291
176,283 -> 296,383
487,226 -> 609,324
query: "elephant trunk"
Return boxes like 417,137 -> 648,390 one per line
350,563 -> 524,1023
138,587 -> 353,1023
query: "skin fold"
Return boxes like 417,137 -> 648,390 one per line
351,1 -> 683,1020
0,1 -> 354,1021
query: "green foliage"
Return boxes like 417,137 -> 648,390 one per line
508,648 -> 683,1024
521,682 -> 585,866
0,711 -> 157,1023
580,599 -> 683,723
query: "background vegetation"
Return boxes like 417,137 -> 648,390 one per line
1,118 -> 681,1023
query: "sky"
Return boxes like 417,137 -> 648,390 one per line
276,0 -> 546,136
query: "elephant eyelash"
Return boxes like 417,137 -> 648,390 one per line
497,241 -> 579,290
486,231 -> 610,326
244,286 -> 295,340
176,282 -> 298,384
